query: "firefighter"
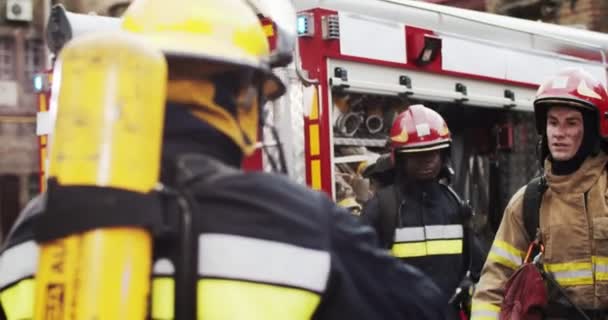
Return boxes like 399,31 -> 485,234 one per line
361,104 -> 484,319
471,68 -> 608,319
0,0 -> 447,319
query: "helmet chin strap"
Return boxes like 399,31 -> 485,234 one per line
266,124 -> 288,174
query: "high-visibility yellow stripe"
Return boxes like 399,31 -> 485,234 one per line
151,277 -> 174,320
592,256 -> 608,281
595,262 -> 608,281
553,276 -> 593,287
392,242 -> 427,258
197,278 -> 320,320
471,312 -> 499,320
310,160 -> 321,190
594,256 -> 608,265
595,272 -> 608,281
426,239 -> 462,255
488,240 -> 524,269
309,124 -> 320,156
471,301 -> 500,311
471,316 -> 499,320
544,261 -> 592,272
470,301 -> 499,320
543,261 -> 593,286
391,240 -> 462,258
493,240 -> 524,258
487,251 -> 519,270
0,278 -> 34,320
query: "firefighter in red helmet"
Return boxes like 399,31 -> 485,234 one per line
361,104 -> 484,319
472,68 -> 608,320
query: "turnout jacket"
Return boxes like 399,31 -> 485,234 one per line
0,153 -> 446,320
362,181 -> 469,295
472,152 -> 608,319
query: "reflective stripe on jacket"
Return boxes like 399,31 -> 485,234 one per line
0,241 -> 38,320
361,181 -> 467,300
392,224 -> 464,257
0,237 -> 329,320
472,152 -> 608,320
150,234 -> 330,320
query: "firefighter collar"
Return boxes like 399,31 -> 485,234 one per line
544,151 -> 608,194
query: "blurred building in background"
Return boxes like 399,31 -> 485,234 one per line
426,0 -> 486,10
0,0 -> 48,239
487,0 -> 608,31
0,0 -> 128,240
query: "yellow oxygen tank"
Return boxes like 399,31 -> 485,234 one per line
33,31 -> 167,320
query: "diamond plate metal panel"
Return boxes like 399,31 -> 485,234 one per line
497,111 -> 539,213
261,67 -> 307,186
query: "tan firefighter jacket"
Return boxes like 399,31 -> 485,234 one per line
472,152 -> 608,320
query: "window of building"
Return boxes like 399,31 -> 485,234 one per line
25,39 -> 44,92
0,37 -> 15,81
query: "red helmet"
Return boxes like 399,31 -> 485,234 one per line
389,104 -> 451,154
534,68 -> 608,139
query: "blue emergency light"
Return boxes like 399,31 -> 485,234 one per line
33,74 -> 45,92
297,16 -> 307,34
297,13 -> 314,37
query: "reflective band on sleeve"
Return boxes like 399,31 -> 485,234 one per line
198,234 -> 330,293
487,240 -> 523,269
151,277 -> 174,320
0,278 -> 35,320
394,227 -> 425,242
197,278 -> 320,320
544,261 -> 593,286
391,239 -> 462,258
470,301 -> 499,320
0,241 -> 38,289
425,224 -> 463,240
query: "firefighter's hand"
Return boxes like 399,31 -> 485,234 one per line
448,276 -> 475,307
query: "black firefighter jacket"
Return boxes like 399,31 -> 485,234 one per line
362,181 -> 485,317
0,154 -> 446,320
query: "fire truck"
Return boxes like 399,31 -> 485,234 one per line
36,0 -> 608,237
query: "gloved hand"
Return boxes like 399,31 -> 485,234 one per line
449,272 -> 475,314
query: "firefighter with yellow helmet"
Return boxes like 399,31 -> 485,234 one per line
0,0 -> 446,319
